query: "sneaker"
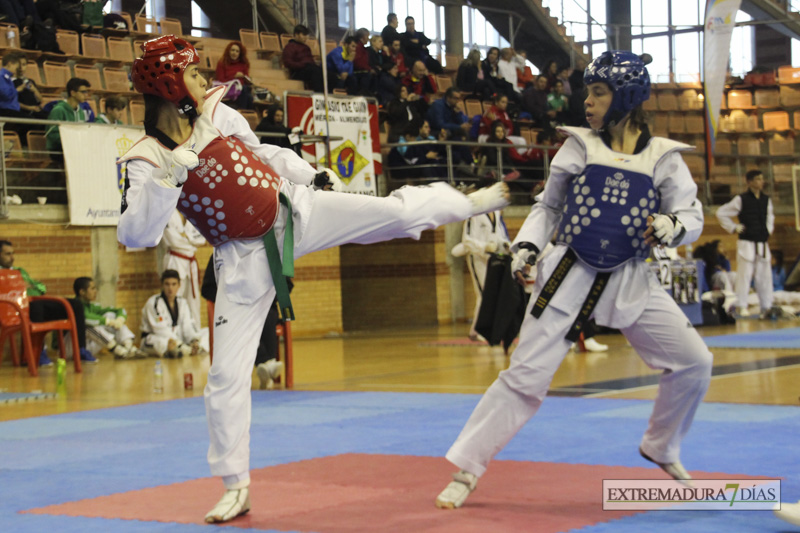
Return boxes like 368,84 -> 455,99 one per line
468,182 -> 510,216
39,349 -> 53,367
256,360 -> 284,390
583,337 -> 609,352
436,470 -> 478,509
775,500 -> 800,526
639,447 -> 692,486
205,488 -> 250,523
79,348 -> 98,364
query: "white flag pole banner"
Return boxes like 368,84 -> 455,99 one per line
703,0 -> 742,153
311,94 -> 377,195
61,124 -> 145,225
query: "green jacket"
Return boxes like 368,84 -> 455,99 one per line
46,100 -> 90,151
82,300 -> 126,326
8,266 -> 46,296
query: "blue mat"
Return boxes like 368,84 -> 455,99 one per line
1,392 -> 799,532
703,327 -> 800,348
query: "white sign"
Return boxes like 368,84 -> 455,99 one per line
703,0 -> 742,152
312,94 -> 376,195
61,124 -> 145,226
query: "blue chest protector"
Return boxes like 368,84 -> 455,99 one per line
556,164 -> 661,270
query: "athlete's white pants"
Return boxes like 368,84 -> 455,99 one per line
206,182 -> 474,485
86,323 -> 135,355
467,254 -> 488,334
445,286 -> 712,477
735,240 -> 773,311
142,330 -> 184,357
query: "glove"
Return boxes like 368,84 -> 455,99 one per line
734,223 -> 745,234
650,214 -> 685,246
511,244 -> 539,280
484,241 -> 498,253
451,243 -> 467,257
313,168 -> 343,192
161,148 -> 199,188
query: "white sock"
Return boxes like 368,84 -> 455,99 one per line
222,473 -> 250,490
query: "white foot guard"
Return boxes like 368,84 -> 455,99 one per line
435,470 -> 478,509
775,500 -> 800,526
256,360 -> 284,390
640,447 -> 692,486
583,338 -> 609,352
468,182 -> 510,216
205,488 -> 251,524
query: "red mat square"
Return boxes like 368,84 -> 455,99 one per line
23,454 -> 743,532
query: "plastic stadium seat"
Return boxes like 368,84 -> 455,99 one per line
107,36 -> 134,63
763,111 -> 790,131
239,28 -> 261,53
159,17 -> 183,38
55,29 -> 79,56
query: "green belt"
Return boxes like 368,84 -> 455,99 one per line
262,193 -> 295,321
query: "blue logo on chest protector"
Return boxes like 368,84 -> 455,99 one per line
557,165 -> 660,270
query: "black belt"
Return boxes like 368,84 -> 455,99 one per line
531,247 -> 611,342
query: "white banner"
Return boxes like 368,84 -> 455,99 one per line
311,94 -> 377,195
703,0 -> 742,151
61,124 -> 145,226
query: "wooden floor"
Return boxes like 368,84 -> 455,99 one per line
1,319 -> 799,422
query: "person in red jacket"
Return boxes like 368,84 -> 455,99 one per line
480,93 -> 513,137
388,39 -> 408,78
214,40 -> 254,109
401,60 -> 438,117
352,27 -> 373,94
282,24 -> 324,93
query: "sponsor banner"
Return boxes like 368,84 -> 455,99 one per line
603,479 -> 780,511
703,0 -> 742,151
61,124 -> 144,226
285,93 -> 380,196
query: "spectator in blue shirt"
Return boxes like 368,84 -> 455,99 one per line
426,87 -> 469,138
0,52 -> 24,113
326,36 -> 357,93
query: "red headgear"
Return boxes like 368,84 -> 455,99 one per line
132,35 -> 200,114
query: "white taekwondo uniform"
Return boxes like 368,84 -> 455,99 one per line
163,210 -> 206,326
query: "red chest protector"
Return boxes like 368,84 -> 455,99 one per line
178,136 -> 281,246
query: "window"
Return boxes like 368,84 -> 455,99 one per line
673,32 -> 701,82
730,10 -> 753,76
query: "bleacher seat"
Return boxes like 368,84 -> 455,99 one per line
737,137 -> 761,156
279,34 -> 293,50
239,29 -> 261,53
780,85 -> 800,107
259,32 -> 281,55
464,99 -> 482,117
135,14 -> 158,35
81,33 -> 109,61
684,114 -> 704,134
73,64 -> 106,94
239,110 -> 260,131
26,131 -> 49,164
55,29 -> 79,56
103,67 -> 134,93
778,65 -> 800,84
763,111 -> 790,131
668,114 -> 685,134
42,61 -> 70,89
727,90 -> 755,109
436,75 -> 453,93
768,133 -> 794,155
159,18 -> 183,38
325,40 -> 337,54
129,100 -> 144,125
657,92 -> 678,111
107,36 -> 134,63
118,12 -> 133,33
713,138 -> 732,155
754,89 -> 779,108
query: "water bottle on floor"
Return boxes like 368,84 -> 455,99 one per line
153,360 -> 163,393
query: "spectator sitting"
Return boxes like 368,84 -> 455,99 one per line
557,66 -> 572,96
0,52 -> 43,142
543,59 -> 559,90
282,24 -> 324,93
388,39 -> 408,78
773,250 -> 786,291
14,56 -> 48,120
326,36 -> 357,93
457,49 -> 489,100
521,74 -> 553,129
517,50 -> 535,91
426,86 -> 469,139
482,46 -> 515,100
352,28 -> 373,94
214,40 -> 254,109
0,239 -> 95,365
401,15 -> 442,73
96,96 -> 127,124
0,0 -> 39,29
497,47 -> 521,94
482,120 -> 538,183
73,276 -> 142,359
381,13 -> 402,58
388,123 -> 427,180
376,61 -> 400,107
402,60 -> 438,117
547,79 -> 569,125
480,93 -> 513,137
45,76 -> 91,161
385,83 -> 421,142
140,269 -> 203,359
256,104 -> 302,155
367,34 -> 390,75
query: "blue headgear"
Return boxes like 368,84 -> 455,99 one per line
584,51 -> 651,129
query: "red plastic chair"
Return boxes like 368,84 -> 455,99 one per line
207,300 -> 293,387
0,270 -> 81,376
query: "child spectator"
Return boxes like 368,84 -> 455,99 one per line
214,41 -> 254,109
482,120 -> 538,183
773,250 -> 786,291
282,25 -> 324,93
140,269 -> 203,359
385,83 -> 421,142
547,79 -> 569,125
376,61 -> 399,106
74,276 -> 142,359
96,96 -> 127,124
480,93 -> 513,137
